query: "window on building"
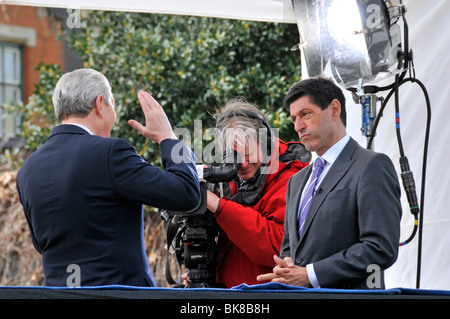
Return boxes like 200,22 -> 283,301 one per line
0,42 -> 23,142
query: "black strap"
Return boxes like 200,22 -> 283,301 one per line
164,215 -> 184,285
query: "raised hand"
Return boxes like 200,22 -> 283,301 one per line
128,90 -> 176,144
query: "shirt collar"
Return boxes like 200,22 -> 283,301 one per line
64,123 -> 94,135
320,134 -> 350,166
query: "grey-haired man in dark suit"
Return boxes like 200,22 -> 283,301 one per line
17,69 -> 200,287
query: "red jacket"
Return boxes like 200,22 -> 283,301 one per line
214,139 -> 309,288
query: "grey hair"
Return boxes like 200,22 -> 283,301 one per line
215,98 -> 269,154
52,68 -> 113,122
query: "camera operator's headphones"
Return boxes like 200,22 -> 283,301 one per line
215,109 -> 273,157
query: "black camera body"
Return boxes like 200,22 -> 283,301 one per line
161,152 -> 240,288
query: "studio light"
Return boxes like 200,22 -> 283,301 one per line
291,0 -> 404,89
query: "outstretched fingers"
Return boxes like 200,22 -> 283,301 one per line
129,90 -> 175,143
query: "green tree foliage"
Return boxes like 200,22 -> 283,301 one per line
64,11 -> 301,163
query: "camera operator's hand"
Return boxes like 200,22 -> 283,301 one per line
128,90 -> 176,144
180,272 -> 189,286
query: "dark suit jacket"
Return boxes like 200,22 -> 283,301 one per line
280,137 -> 402,289
17,124 -> 200,287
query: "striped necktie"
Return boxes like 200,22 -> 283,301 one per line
298,157 -> 325,237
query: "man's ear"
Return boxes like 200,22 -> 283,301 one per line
329,99 -> 341,121
94,95 -> 104,118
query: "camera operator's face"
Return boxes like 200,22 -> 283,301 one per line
235,137 -> 263,181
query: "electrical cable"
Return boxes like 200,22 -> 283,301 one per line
353,3 -> 431,288
408,77 -> 431,289
363,75 -> 431,288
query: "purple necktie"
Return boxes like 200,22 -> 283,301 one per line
298,157 -> 325,237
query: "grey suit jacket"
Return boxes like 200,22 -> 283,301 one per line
280,137 -> 402,289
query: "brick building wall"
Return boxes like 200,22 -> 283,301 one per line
0,4 -> 65,102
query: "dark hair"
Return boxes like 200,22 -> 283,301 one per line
283,76 -> 347,127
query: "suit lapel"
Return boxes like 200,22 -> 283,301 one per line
297,138 -> 358,245
288,165 -> 311,244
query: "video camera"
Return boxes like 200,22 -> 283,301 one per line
161,151 -> 240,288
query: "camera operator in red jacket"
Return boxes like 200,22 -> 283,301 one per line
206,98 -> 310,288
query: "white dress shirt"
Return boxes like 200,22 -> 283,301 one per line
305,134 -> 350,288
65,123 -> 94,135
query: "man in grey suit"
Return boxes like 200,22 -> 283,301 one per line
257,77 -> 402,289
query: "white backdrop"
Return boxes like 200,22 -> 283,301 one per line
350,0 -> 450,290
6,0 -> 450,290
